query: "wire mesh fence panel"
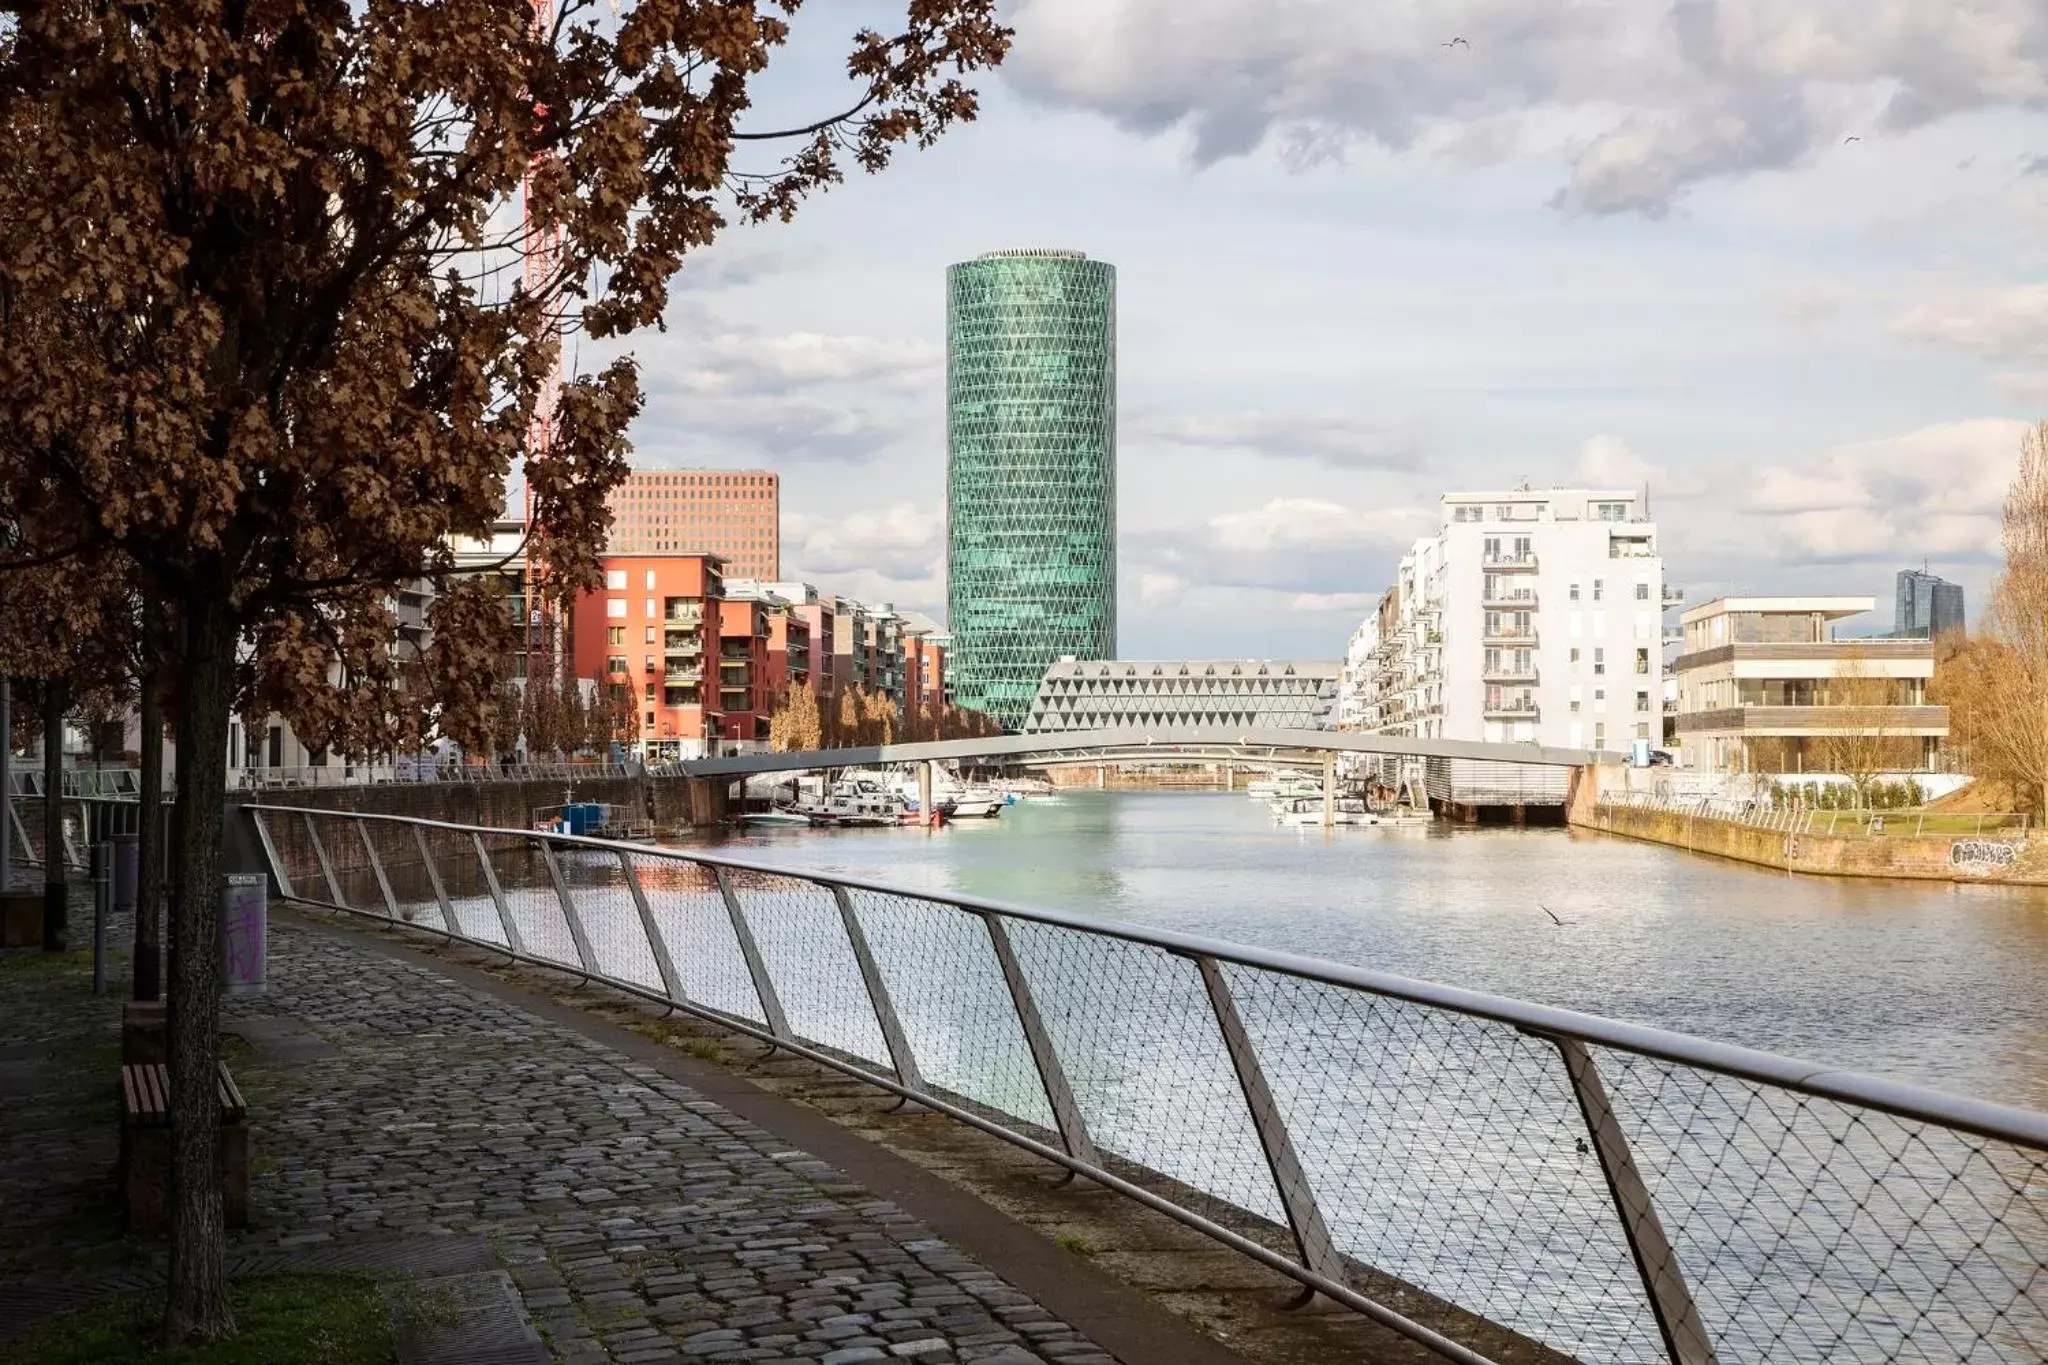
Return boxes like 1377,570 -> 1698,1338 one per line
1226,968 -> 1662,1363
1001,919 -> 1285,1223
361,818 -> 441,928
628,856 -> 767,1024
410,822 -> 491,941
1598,1049 -> 2048,1364
845,889 -> 1057,1131
720,870 -> 890,1067
552,847 -> 660,991
475,831 -> 578,970
310,813 -> 384,914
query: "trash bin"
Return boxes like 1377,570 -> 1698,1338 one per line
112,832 -> 138,913
221,873 -> 267,997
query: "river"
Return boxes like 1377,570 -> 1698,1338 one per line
686,789 -> 2048,1113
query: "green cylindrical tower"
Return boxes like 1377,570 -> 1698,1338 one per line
946,249 -> 1117,728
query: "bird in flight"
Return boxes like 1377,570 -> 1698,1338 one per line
1539,903 -> 1571,926
1843,135 -> 1862,144
1443,37 -> 1469,49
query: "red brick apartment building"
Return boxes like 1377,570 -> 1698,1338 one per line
573,554 -> 724,761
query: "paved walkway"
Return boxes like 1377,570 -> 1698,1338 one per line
1,906 -> 1126,1365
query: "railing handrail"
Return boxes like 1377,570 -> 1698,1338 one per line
242,801 -> 2048,1153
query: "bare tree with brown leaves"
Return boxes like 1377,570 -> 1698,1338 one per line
0,1 -> 1007,1342
1935,422 -> 2048,812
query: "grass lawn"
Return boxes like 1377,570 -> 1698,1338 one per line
2,1273 -> 392,1364
1806,810 -> 2031,838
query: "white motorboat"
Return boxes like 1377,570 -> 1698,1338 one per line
894,770 -> 1002,820
1272,797 -> 1433,828
798,777 -> 930,828
737,807 -> 811,829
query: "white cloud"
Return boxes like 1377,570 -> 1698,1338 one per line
1136,411 -> 1425,469
1894,283 -> 2048,362
681,330 -> 940,393
1994,370 -> 2048,405
784,504 -> 944,585
1005,0 -> 2048,213
1288,591 -> 1383,613
1208,498 -> 1431,554
1735,419 -> 2024,561
1136,571 -> 1188,606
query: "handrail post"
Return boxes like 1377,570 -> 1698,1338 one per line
359,822 -> 401,920
713,866 -> 793,1040
538,837 -> 600,976
829,883 -> 924,1090
616,850 -> 686,1004
248,808 -> 295,901
412,824 -> 458,938
304,812 -> 346,908
1196,954 -> 1347,1287
470,832 -> 523,955
980,911 -> 1099,1165
1552,1036 -> 1717,1365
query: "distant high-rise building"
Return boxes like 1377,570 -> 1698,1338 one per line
946,249 -> 1117,729
604,468 -> 780,580
1894,568 -> 1965,639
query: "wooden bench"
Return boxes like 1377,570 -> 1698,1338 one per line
119,1061 -> 251,1232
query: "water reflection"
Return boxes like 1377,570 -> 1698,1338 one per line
693,791 -> 2048,1110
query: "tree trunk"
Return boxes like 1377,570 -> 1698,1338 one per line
134,600 -> 166,1002
163,591 -> 236,1345
42,676 -> 68,952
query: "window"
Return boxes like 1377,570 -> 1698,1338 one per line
1636,690 -> 1650,712
1596,502 -> 1627,521
1636,722 -> 1651,740
1595,723 -> 1607,747
605,569 -> 627,590
606,598 -> 626,619
645,598 -> 656,618
1636,648 -> 1650,674
645,627 -> 656,645
1453,505 -> 1482,523
1595,688 -> 1606,703
1570,699 -> 1581,713
1569,582 -> 1580,602
1570,647 -> 1580,665
605,655 -> 627,674
1594,648 -> 1606,675
646,570 -> 657,590
606,626 -> 624,645
644,683 -> 654,701
645,711 -> 655,727
1592,579 -> 1604,602
1635,581 -> 1650,601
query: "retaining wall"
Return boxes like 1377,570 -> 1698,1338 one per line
1575,801 -> 2045,884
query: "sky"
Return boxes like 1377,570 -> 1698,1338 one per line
587,0 -> 2048,659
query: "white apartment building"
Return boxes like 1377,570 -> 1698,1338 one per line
1354,488 -> 1677,754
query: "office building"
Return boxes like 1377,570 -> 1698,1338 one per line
1894,568 -> 1966,640
604,468 -> 780,580
1023,659 -> 1338,733
1672,597 -> 1947,772
946,249 -> 1118,729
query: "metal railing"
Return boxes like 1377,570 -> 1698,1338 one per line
1598,789 -> 2034,839
244,804 -> 2048,1365
227,760 -> 641,791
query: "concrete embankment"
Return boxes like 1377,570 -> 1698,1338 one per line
1571,797 -> 2047,885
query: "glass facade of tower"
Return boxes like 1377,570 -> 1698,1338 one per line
946,250 -> 1117,728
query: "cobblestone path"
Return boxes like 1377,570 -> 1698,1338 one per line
222,919 -> 1121,1365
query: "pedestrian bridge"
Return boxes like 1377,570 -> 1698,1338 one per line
660,727 -> 1613,779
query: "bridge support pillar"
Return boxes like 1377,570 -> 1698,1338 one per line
1322,752 -> 1335,829
1224,763 -> 1233,791
918,761 -> 934,829
1096,764 -> 1105,790
684,777 -> 726,828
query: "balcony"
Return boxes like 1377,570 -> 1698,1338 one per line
663,665 -> 703,683
1485,699 -> 1540,719
1483,627 -> 1538,647
663,632 -> 701,652
1482,553 -> 1538,571
1663,584 -> 1685,607
1482,663 -> 1539,683
1609,539 -> 1656,560
1482,590 -> 1538,609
